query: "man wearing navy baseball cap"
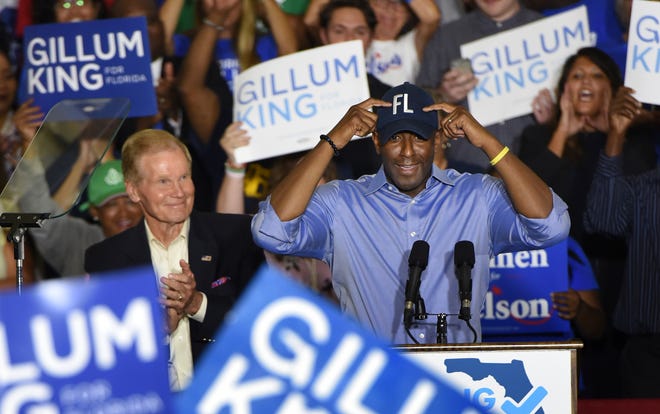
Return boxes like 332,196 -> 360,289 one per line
252,82 -> 570,345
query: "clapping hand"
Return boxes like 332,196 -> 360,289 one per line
160,259 -> 198,333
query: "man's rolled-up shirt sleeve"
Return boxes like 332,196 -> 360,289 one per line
514,191 -> 571,246
251,195 -> 331,261
486,175 -> 571,254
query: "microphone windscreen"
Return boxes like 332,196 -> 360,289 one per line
454,240 -> 475,267
409,240 -> 430,269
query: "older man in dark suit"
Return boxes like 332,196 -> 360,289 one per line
84,129 -> 264,391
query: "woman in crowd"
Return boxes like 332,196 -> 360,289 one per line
519,46 -> 657,396
175,0 -> 298,211
519,47 -> 656,259
31,0 -> 107,25
176,0 -> 298,92
366,0 -> 440,85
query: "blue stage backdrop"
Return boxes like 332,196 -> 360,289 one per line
482,240 -> 570,341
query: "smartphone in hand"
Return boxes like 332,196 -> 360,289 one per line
450,58 -> 473,75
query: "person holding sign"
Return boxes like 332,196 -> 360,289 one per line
251,82 -> 569,344
520,47 -> 658,397
518,47 -> 657,313
416,0 -> 543,173
84,129 -> 265,391
316,0 -> 392,180
216,122 -> 339,303
175,0 -> 299,211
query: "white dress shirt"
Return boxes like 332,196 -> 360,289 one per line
145,219 -> 207,391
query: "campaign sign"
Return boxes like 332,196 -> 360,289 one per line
0,267 -> 172,414
19,16 -> 157,118
176,265 -> 484,413
232,40 -> 370,163
481,240 -> 570,340
408,348 -> 573,413
461,6 -> 592,126
624,0 -> 660,105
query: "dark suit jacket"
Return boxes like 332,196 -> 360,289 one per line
84,210 -> 265,362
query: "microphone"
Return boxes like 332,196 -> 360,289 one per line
454,240 -> 475,321
404,240 -> 429,329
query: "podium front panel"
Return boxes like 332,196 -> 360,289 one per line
399,342 -> 579,413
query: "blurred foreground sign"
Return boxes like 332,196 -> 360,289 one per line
176,265 -> 482,413
0,267 -> 171,414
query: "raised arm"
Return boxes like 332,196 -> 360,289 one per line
270,98 -> 389,220
158,0 -> 185,55
409,0 -> 441,60
605,86 -> 642,157
429,103 -> 553,218
303,0 -> 330,44
216,122 -> 249,214
177,0 -> 238,143
261,0 -> 299,55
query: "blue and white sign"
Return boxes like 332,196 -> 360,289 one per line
232,40 -> 370,163
407,348 -> 573,413
0,267 -> 171,414
19,17 -> 157,118
624,0 -> 660,105
461,6 -> 592,126
176,265 -> 483,413
482,240 -> 570,340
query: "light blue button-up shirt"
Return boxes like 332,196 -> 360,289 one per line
252,165 -> 570,344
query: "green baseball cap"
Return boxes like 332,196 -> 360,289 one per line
79,160 -> 127,211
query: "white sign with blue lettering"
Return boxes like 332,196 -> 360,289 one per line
0,267 -> 171,414
461,6 -> 592,126
175,265 -> 484,413
624,0 -> 660,105
232,41 -> 370,163
407,348 -> 573,413
19,17 -> 157,118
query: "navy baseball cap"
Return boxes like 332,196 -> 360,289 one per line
376,82 -> 437,145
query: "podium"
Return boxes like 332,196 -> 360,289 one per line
397,340 -> 583,413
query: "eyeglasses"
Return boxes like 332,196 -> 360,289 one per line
58,0 -> 87,9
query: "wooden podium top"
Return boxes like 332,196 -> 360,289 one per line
396,339 -> 583,352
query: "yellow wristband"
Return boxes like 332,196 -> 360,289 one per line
489,146 -> 509,166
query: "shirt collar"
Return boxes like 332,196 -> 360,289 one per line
145,217 -> 190,249
365,165 -> 457,196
